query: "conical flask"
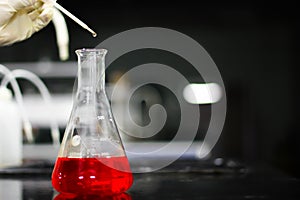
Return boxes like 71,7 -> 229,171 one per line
52,48 -> 133,195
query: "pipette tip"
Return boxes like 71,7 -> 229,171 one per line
86,27 -> 97,37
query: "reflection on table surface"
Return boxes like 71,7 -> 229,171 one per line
53,192 -> 131,200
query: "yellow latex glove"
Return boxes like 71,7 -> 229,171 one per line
0,0 -> 54,46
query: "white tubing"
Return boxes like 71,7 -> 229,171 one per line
52,7 -> 69,61
1,69 -> 60,145
0,65 -> 34,143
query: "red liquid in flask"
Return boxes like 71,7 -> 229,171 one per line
52,156 -> 133,195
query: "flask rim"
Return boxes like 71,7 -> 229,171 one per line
75,48 -> 107,56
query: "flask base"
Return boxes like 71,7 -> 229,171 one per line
52,156 -> 133,195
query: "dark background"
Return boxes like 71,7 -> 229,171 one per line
0,0 -> 299,178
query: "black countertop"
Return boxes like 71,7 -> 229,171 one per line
1,159 -> 299,200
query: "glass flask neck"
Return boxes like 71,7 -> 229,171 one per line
76,49 -> 107,94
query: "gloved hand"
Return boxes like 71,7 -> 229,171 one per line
0,0 -> 54,46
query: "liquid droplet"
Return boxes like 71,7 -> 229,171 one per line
92,32 -> 97,37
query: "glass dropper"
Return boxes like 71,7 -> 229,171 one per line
51,1 -> 97,37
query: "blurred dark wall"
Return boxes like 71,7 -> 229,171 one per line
0,0 -> 299,177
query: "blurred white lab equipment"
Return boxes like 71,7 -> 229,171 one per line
0,64 -> 60,167
0,87 -> 22,167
